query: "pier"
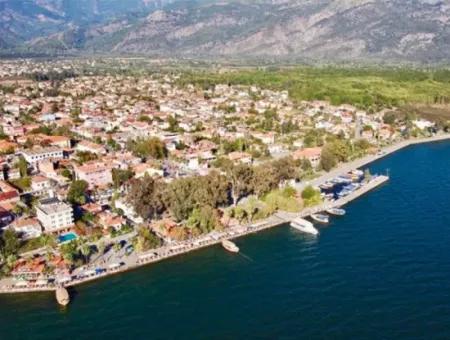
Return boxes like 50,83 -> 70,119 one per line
276,175 -> 389,222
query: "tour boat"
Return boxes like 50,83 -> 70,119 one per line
310,213 -> 330,224
222,240 -> 239,253
290,218 -> 319,235
326,207 -> 346,216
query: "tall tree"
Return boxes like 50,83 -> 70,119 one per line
225,163 -> 254,206
127,176 -> 166,220
67,180 -> 88,205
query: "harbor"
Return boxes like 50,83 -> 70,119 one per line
0,170 -> 389,297
1,134 -> 447,298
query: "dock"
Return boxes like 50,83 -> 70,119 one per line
277,175 -> 389,222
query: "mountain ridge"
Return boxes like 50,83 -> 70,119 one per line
1,0 -> 450,63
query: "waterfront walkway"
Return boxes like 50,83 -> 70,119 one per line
1,134 -> 448,294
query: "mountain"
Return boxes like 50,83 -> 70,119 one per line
2,0 -> 450,63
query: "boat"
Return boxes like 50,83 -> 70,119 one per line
222,240 -> 239,253
290,218 -> 319,235
311,213 -> 330,224
56,287 -> 70,306
326,207 -> 346,216
319,182 -> 334,190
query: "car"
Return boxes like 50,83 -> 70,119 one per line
125,245 -> 134,255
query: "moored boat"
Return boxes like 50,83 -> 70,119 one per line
56,287 -> 70,306
290,218 -> 319,235
311,213 -> 330,224
222,240 -> 239,253
326,207 -> 346,216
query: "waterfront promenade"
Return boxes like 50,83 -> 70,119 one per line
0,134 -> 448,294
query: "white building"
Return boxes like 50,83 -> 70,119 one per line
21,147 -> 64,165
36,198 -> 74,233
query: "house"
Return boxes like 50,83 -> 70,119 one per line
74,162 -> 112,188
41,135 -> 71,148
228,151 -> 253,164
133,163 -> 164,179
81,202 -> 103,215
10,218 -> 42,240
98,211 -> 125,231
31,175 -> 52,196
76,140 -> 106,155
115,198 -> 143,224
36,197 -> 74,233
0,180 -> 20,206
292,147 -> 322,167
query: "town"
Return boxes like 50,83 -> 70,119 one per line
0,58 -> 442,293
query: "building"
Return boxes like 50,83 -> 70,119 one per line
21,147 -> 64,165
0,180 -> 20,206
76,140 -> 106,155
74,162 -> 112,188
10,218 -> 42,240
36,197 -> 74,233
293,147 -> 322,167
31,175 -> 52,197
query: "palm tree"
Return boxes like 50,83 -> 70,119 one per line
79,242 -> 91,264
42,234 -> 56,252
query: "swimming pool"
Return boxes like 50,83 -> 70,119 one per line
58,232 -> 78,243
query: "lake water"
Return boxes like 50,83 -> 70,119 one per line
2,141 -> 450,339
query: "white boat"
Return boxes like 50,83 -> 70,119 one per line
222,240 -> 239,253
311,213 -> 330,224
326,207 -> 346,216
319,182 -> 334,190
290,218 -> 319,235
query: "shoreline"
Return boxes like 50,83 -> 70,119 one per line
1,133 -> 449,295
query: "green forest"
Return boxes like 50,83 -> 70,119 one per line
177,67 -> 450,110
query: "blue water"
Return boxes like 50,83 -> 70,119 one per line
2,141 -> 450,339
58,232 -> 78,243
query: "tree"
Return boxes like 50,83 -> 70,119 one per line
112,168 -> 134,188
187,206 -> 221,234
1,230 -> 20,258
251,164 -> 279,197
79,242 -> 91,264
226,163 -> 254,206
127,176 -> 166,220
60,241 -> 78,266
97,241 -> 106,256
193,171 -> 229,208
127,137 -> 167,160
383,111 -> 397,125
76,151 -> 98,164
17,156 -> 28,177
134,227 -> 161,252
320,145 -> 337,172
320,140 -> 351,172
165,177 -> 198,221
301,186 -> 322,207
67,180 -> 88,205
